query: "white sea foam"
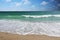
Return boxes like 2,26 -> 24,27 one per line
0,19 -> 60,37
22,15 -> 60,18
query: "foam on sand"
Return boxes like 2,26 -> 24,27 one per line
0,19 -> 60,37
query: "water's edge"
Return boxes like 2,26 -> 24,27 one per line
0,19 -> 60,37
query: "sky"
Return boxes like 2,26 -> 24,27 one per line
0,0 -> 60,11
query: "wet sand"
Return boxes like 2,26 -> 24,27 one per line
0,32 -> 60,40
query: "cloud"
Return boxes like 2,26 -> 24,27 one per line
22,0 -> 28,1
15,2 -> 22,7
5,0 -> 11,2
2,0 -> 38,11
40,1 -> 48,6
22,0 -> 31,5
14,0 -> 31,7
24,1 -> 30,5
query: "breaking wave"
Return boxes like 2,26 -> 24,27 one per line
0,19 -> 60,37
22,15 -> 60,18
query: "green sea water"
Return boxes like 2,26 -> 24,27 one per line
0,11 -> 60,22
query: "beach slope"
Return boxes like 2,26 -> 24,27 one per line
0,32 -> 60,40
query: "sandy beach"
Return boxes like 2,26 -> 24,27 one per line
0,32 -> 60,40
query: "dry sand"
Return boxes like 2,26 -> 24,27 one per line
0,32 -> 60,40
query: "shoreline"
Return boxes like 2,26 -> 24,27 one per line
0,19 -> 60,37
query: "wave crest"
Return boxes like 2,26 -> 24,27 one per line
22,15 -> 60,18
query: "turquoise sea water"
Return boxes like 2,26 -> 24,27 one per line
0,11 -> 60,22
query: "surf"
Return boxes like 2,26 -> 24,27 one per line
22,15 -> 60,18
0,19 -> 60,37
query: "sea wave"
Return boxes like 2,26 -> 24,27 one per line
0,19 -> 60,37
22,15 -> 60,18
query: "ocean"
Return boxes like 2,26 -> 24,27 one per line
0,11 -> 60,22
0,11 -> 60,37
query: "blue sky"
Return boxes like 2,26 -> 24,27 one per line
0,0 -> 60,11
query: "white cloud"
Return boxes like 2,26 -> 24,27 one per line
15,3 -> 22,7
22,0 -> 31,5
22,0 -> 29,2
24,1 -> 30,5
40,1 -> 48,6
5,0 -> 11,2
